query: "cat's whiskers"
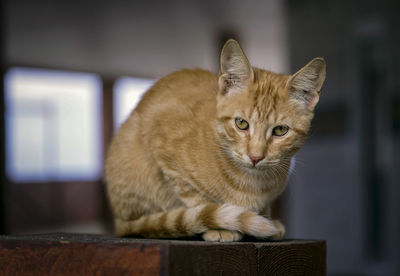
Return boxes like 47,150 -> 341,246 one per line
291,156 -> 307,167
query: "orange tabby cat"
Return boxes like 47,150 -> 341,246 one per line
105,39 -> 326,241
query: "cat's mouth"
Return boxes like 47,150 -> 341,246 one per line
230,151 -> 280,170
243,159 -> 280,170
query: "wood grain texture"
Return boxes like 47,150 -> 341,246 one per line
0,234 -> 326,276
0,235 -> 166,276
257,240 -> 326,276
169,242 -> 258,275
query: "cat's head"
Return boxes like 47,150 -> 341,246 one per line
215,39 -> 326,172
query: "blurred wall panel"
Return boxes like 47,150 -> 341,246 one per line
5,0 -> 288,77
286,1 -> 399,275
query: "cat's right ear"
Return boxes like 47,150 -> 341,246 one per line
219,39 -> 254,95
287,57 -> 326,111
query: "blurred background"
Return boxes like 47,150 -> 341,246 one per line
0,0 -> 399,275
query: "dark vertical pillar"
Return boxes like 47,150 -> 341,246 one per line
388,2 -> 400,273
102,79 -> 114,165
358,38 -> 382,260
100,78 -> 114,232
0,0 -> 6,234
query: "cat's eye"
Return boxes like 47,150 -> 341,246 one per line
272,125 -> 289,136
235,118 -> 249,130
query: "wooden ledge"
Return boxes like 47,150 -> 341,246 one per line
0,233 -> 326,275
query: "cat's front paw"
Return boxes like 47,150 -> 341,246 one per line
270,220 -> 285,240
202,230 -> 244,242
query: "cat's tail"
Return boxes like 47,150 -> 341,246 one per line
114,203 -> 279,239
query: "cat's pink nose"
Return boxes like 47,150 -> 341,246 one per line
248,154 -> 264,166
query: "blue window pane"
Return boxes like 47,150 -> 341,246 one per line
5,67 -> 102,182
113,77 -> 154,131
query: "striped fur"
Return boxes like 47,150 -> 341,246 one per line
105,39 -> 326,241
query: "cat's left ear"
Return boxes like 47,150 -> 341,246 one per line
219,39 -> 254,94
287,57 -> 326,111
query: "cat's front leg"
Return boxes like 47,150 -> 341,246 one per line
270,219 -> 285,240
201,220 -> 284,242
202,230 -> 244,242
171,179 -> 245,241
260,205 -> 285,240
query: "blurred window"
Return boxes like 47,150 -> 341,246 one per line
5,67 -> 102,182
113,77 -> 154,131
